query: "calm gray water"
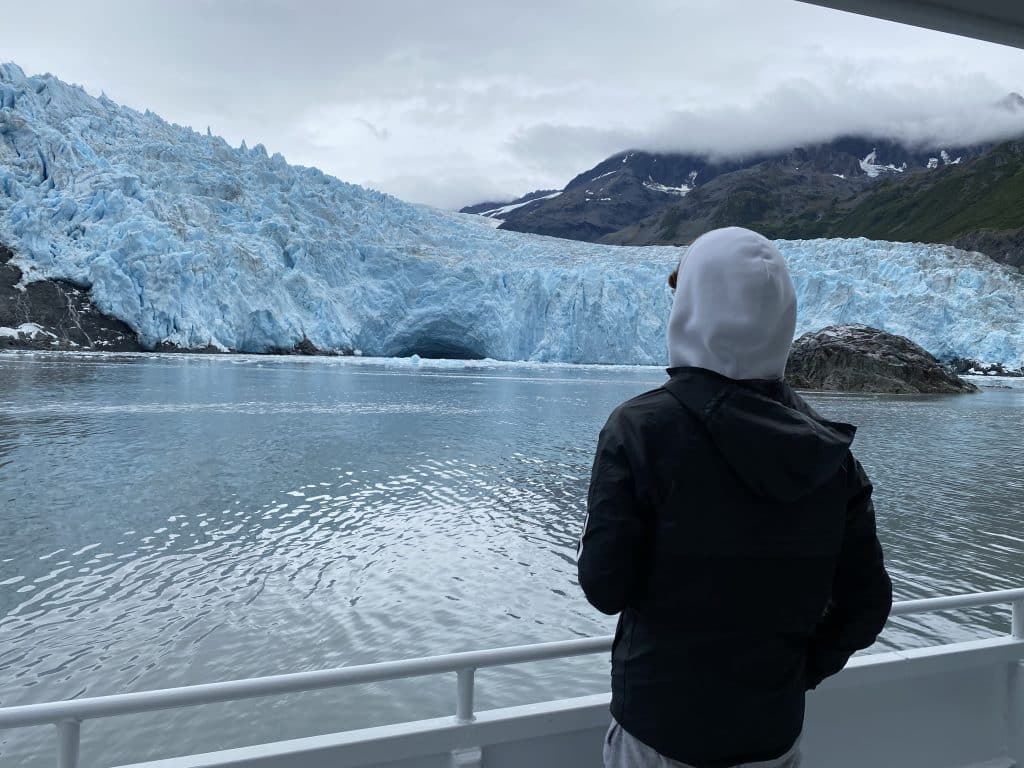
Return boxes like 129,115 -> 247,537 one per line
1,352 -> 1022,766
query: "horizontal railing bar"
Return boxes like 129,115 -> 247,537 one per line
0,636 -> 611,729
889,587 -> 1024,616
1,587 -> 1022,731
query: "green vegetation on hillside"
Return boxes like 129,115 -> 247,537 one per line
814,142 -> 1024,242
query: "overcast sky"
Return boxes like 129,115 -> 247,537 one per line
5,0 -> 1024,209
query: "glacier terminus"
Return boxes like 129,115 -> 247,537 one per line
1,63 -> 1023,367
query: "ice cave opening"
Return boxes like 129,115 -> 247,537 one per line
386,319 -> 488,360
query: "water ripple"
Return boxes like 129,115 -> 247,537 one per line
0,355 -> 1022,765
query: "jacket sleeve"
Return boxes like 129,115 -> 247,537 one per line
577,415 -> 649,615
806,454 -> 893,689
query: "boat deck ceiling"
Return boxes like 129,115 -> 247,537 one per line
795,1 -> 1024,49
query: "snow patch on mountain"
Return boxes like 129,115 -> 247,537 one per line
0,322 -> 55,340
642,181 -> 691,196
477,190 -> 562,220
643,171 -> 698,197
940,149 -> 962,166
859,150 -> 907,178
1,63 -> 1023,367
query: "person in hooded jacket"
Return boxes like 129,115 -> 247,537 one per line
578,227 -> 893,768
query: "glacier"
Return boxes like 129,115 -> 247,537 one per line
1,62 -> 1023,367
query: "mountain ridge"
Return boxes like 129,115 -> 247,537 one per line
462,125 -> 1024,268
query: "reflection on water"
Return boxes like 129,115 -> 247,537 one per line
0,353 -> 1021,766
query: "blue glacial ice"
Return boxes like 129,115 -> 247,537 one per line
1,62 -> 1023,367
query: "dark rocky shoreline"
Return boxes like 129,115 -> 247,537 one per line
946,356 -> 1024,377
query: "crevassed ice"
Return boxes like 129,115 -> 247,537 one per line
1,63 -> 1023,366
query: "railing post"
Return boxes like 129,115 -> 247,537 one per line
1008,659 -> 1024,767
56,719 -> 80,768
1013,599 -> 1024,640
455,668 -> 476,723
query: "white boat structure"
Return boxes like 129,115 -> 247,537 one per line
0,588 -> 1021,768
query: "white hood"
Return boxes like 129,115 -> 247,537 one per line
667,227 -> 797,380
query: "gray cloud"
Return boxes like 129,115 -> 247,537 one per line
643,76 -> 1024,156
4,0 -> 1024,208
511,75 -> 1024,168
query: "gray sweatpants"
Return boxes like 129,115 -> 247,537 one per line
603,720 -> 802,768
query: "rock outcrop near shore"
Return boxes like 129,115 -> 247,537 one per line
0,245 -> 141,351
786,325 -> 978,394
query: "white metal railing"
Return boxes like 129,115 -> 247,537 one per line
1,588 -> 1023,768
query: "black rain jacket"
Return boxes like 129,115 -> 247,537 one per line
577,367 -> 892,767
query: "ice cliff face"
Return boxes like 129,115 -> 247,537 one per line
1,63 -> 1023,367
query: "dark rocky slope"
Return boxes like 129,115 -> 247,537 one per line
0,245 -> 141,351
786,325 -> 978,394
605,158 -> 864,245
464,136 -> 991,238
